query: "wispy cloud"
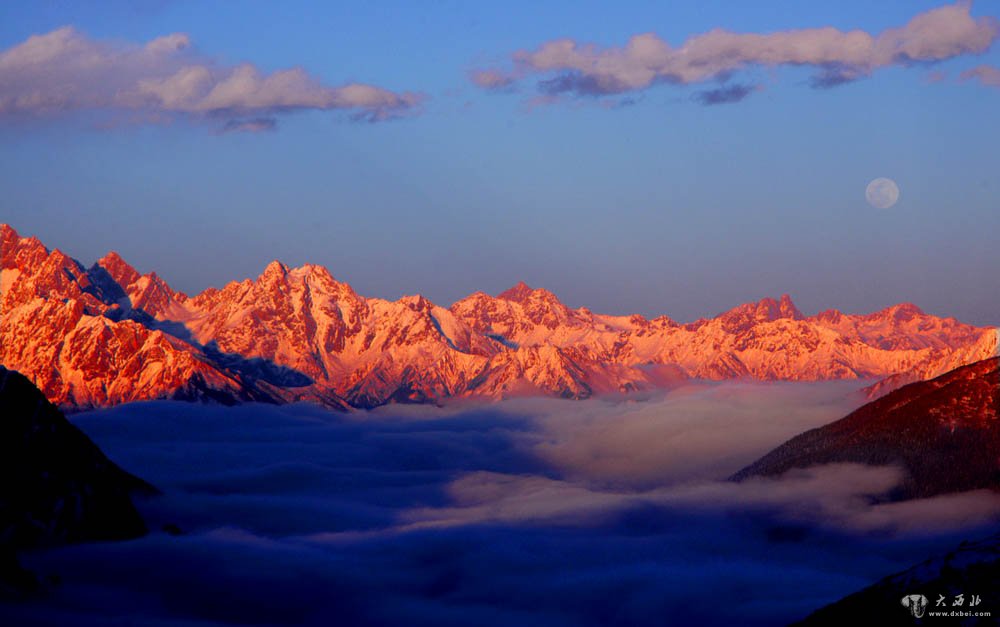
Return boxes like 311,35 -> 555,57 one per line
469,69 -> 518,91
0,27 -> 424,130
924,70 -> 949,83
695,83 -> 758,106
401,466 -> 1000,535
961,63 -> 1000,86
218,117 -> 277,134
472,2 -> 999,106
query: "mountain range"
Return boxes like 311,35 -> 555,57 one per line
2,223 -> 997,410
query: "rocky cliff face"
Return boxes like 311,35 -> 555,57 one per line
2,223 -> 997,410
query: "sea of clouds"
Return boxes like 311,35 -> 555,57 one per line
6,381 -> 1000,626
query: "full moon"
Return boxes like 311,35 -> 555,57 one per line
865,177 -> 900,209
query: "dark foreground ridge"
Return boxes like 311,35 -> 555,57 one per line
0,366 -> 155,595
732,357 -> 1000,501
796,532 -> 1000,625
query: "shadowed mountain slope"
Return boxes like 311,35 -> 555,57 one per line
733,357 -> 1000,501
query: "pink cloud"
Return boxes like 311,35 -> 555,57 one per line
217,117 -> 277,134
472,2 -> 999,104
0,26 -> 423,129
961,64 -> 1000,86
469,69 -> 518,90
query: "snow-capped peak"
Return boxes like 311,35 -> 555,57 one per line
2,224 -> 997,411
497,281 -> 535,302
95,251 -> 142,290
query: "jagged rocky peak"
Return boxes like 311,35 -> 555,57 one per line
92,251 -> 184,316
292,263 -> 358,299
459,290 -> 491,302
1,225 -> 46,268
449,290 -> 504,315
863,301 -> 927,323
888,302 -> 925,320
398,294 -> 435,312
260,259 -> 290,281
499,281 -> 570,312
248,261 -> 361,308
718,293 -> 803,331
496,280 -> 561,304
497,281 -> 535,303
293,262 -> 335,280
95,250 -> 141,287
814,308 -> 843,323
22,248 -> 91,302
255,259 -> 348,292
42,247 -> 81,274
650,314 -> 678,328
748,293 -> 804,321
777,293 -> 803,320
0,223 -> 19,248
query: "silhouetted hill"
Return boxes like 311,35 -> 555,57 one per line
0,366 -> 154,547
797,532 -> 1000,625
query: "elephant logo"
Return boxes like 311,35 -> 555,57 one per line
901,594 -> 929,618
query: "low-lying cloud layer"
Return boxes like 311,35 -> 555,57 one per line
0,27 -> 423,130
472,2 -> 999,105
6,384 -> 1000,626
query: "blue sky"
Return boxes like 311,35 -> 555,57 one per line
1,1 -> 999,323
